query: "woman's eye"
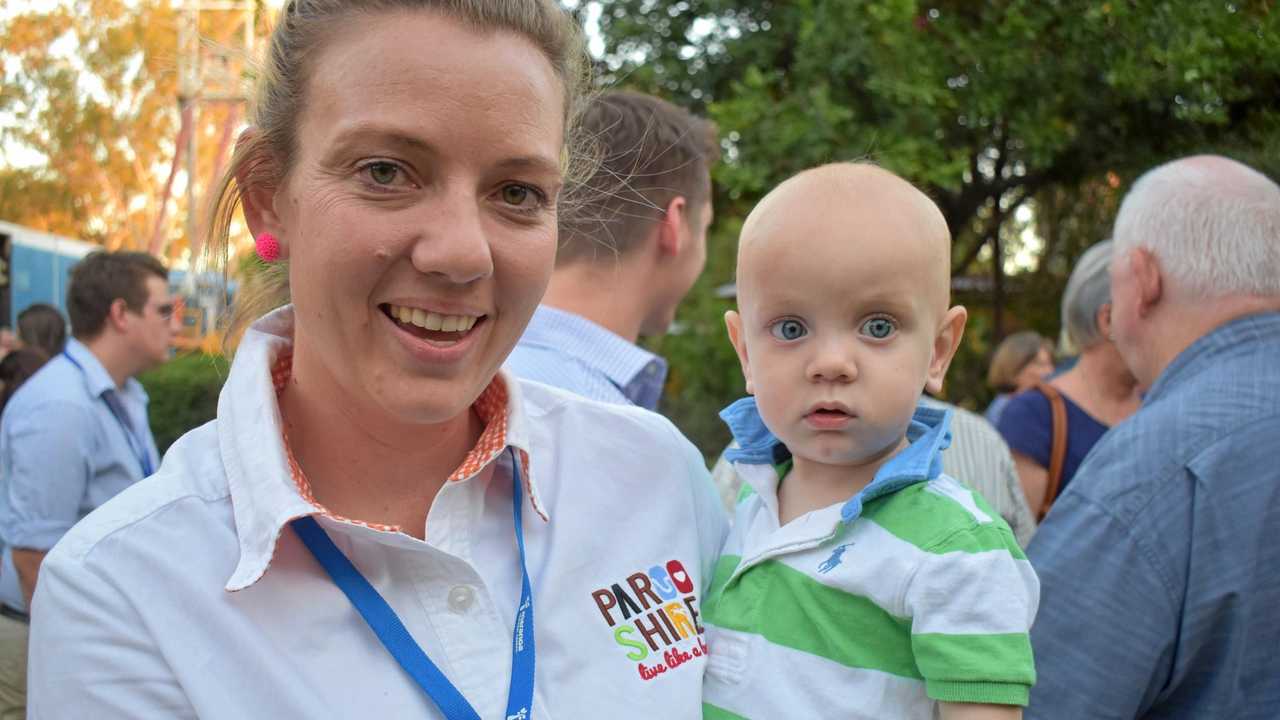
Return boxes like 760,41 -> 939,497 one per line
769,319 -> 807,341
361,161 -> 403,186
499,183 -> 544,210
861,317 -> 896,339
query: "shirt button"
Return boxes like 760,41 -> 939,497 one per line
447,585 -> 476,613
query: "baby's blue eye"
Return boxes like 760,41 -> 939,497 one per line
770,319 -> 807,341
861,317 -> 896,339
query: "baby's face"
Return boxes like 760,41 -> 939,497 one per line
729,168 -> 956,469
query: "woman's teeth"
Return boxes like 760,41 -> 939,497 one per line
387,304 -> 479,332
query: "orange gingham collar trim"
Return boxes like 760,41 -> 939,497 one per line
271,350 -> 544,532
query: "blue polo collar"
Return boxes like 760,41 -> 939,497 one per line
720,396 -> 953,522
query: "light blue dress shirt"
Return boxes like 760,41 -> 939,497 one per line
0,338 -> 157,611
1026,311 -> 1280,719
504,305 -> 668,410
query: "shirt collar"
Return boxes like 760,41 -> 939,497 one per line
1144,310 -> 1280,405
720,395 -> 953,523
219,305 -> 546,592
63,337 -> 147,402
521,305 -> 667,408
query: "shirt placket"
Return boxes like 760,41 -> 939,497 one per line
408,474 -> 512,718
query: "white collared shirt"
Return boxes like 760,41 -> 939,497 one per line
28,307 -> 727,719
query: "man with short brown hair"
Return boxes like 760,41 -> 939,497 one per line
506,90 -> 719,409
0,251 -> 178,712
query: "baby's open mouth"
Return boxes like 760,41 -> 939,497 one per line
381,303 -> 484,342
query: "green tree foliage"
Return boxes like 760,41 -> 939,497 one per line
597,0 -> 1280,456
1,0 -> 179,248
138,352 -> 228,454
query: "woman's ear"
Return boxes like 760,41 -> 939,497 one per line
924,305 -> 968,395
1097,302 -> 1113,340
236,128 -> 289,259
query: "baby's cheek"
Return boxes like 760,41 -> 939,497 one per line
752,390 -> 792,439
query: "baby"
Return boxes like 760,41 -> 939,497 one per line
701,163 -> 1038,720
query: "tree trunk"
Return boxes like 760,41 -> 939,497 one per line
990,199 -> 1007,341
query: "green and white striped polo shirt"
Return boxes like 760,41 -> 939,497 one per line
702,435 -> 1038,718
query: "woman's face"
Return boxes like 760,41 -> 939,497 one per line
274,10 -> 565,427
1015,347 -> 1055,391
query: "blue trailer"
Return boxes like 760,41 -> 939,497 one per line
0,221 -> 234,348
0,220 -> 98,328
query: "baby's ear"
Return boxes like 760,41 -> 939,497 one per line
924,305 -> 968,395
725,310 -> 755,395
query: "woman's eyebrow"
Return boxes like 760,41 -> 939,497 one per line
324,125 -> 559,178
326,123 -> 439,156
493,155 -> 561,178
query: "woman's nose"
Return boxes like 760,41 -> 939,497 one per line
410,190 -> 494,284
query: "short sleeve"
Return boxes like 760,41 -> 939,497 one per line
903,522 -> 1040,706
1,401 -> 97,550
996,390 -> 1052,468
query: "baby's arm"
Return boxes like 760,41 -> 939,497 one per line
939,701 -> 1022,720
902,509 -> 1038,712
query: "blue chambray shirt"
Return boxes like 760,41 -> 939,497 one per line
1026,311 -> 1280,719
0,338 -> 158,611
504,305 -> 668,410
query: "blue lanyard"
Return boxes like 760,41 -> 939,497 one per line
291,448 -> 535,720
61,350 -> 154,477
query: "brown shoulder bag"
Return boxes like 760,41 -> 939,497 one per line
1035,382 -> 1068,522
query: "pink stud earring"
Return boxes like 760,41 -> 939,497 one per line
255,233 -> 281,263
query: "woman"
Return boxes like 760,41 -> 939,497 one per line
27,2 -> 726,717
15,304 -> 67,358
997,240 -> 1141,519
984,330 -> 1054,426
0,348 -> 49,414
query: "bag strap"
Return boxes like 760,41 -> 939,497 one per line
1036,382 -> 1068,521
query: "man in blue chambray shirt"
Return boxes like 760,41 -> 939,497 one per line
505,91 -> 718,410
0,251 -> 178,713
1026,156 -> 1280,719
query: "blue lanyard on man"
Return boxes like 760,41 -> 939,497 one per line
292,447 -> 536,720
61,350 -> 155,478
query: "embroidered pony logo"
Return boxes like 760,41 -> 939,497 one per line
818,543 -> 854,574
507,709 -> 528,720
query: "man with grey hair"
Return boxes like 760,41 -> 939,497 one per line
1027,155 -> 1280,719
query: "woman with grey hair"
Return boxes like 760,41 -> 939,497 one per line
996,240 -> 1142,520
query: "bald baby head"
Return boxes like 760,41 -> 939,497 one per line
723,162 -> 968,469
736,162 -> 953,317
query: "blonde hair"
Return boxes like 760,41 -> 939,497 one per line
987,330 -> 1050,392
205,0 -> 591,348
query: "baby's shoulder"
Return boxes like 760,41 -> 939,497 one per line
864,475 -> 1019,555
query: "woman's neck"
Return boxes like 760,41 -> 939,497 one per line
1053,349 -> 1142,426
278,353 -> 484,540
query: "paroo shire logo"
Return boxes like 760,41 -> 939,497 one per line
591,559 -> 709,681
